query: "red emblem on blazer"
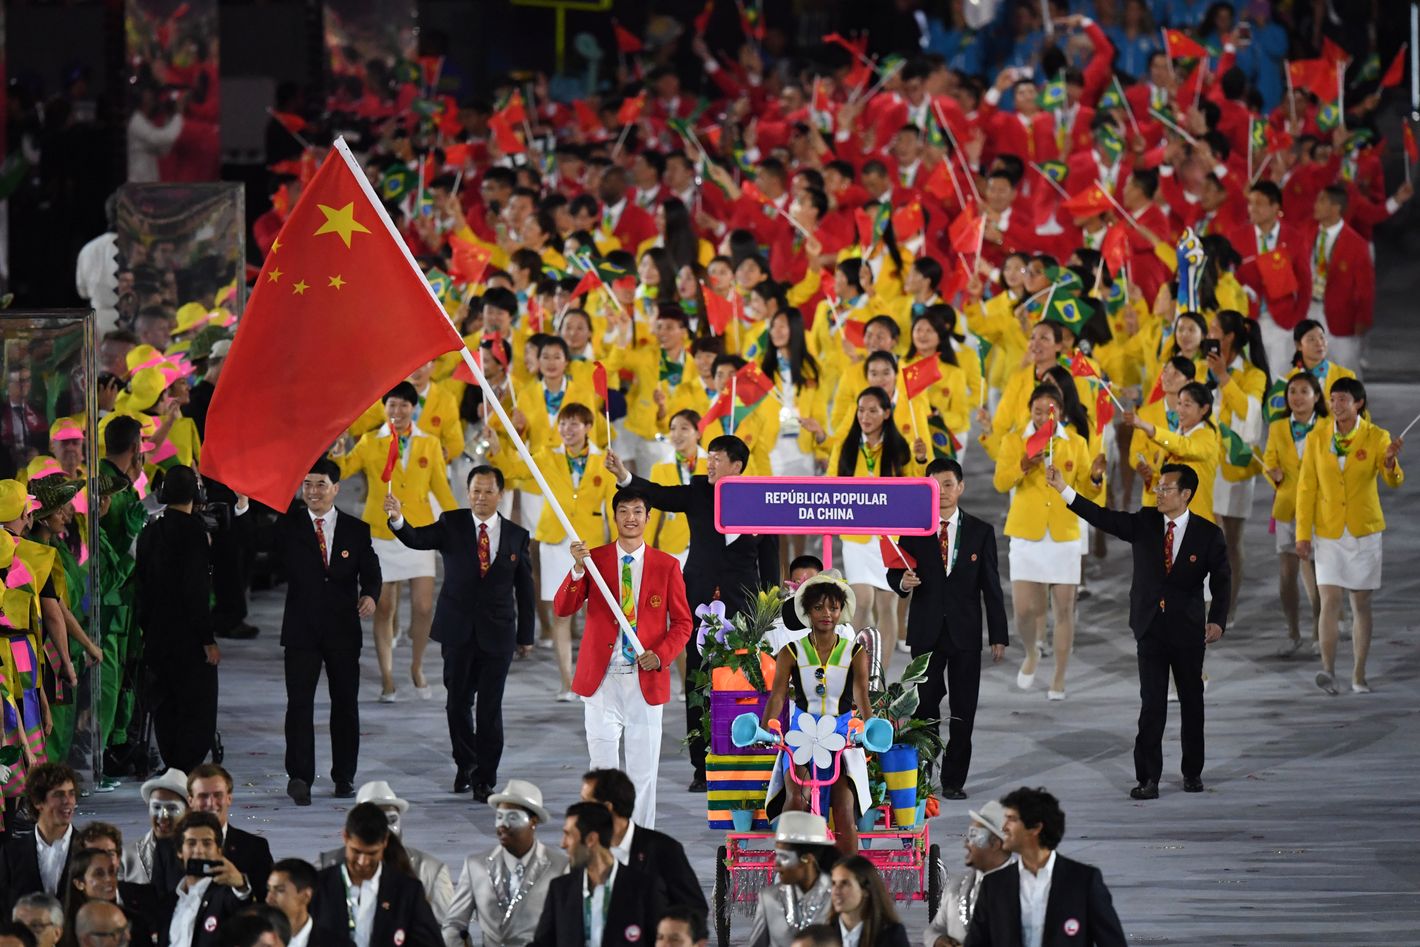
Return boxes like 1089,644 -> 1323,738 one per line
1065,461 -> 1074,471
594,475 -> 603,486
970,553 -> 978,561
394,929 -> 405,946
431,415 -> 442,426
1338,261 -> 1349,272
204,918 -> 218,933
419,456 -> 429,468
341,550 -> 350,558
1189,554 -> 1197,562
650,595 -> 662,608
625,925 -> 642,943
510,553 -> 518,562
1356,449 -> 1367,460
1064,918 -> 1080,936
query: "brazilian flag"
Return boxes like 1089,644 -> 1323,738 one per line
1040,79 -> 1067,110
1263,378 -> 1289,423
1038,160 -> 1068,184
1220,424 -> 1254,467
426,267 -> 455,304
925,109 -> 948,148
1317,103 -> 1341,132
1096,124 -> 1124,163
380,166 -> 418,202
1044,295 -> 1088,334
1044,265 -> 1082,295
927,413 -> 960,460
1355,53 -> 1381,85
392,59 -> 422,85
1097,86 -> 1124,112
1250,119 -> 1267,153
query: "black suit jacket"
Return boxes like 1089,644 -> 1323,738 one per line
277,504 -> 381,651
0,831 -> 70,912
531,863 -> 664,947
135,509 -> 214,661
1066,494 -> 1230,640
119,880 -> 160,947
311,863 -> 441,947
887,510 -> 1009,652
964,855 -> 1126,947
156,879 -> 249,947
627,825 -> 707,915
392,511 -> 535,651
628,475 -> 779,617
152,826 -> 275,904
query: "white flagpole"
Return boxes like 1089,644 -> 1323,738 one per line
331,137 -> 645,653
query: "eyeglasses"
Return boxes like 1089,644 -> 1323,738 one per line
1155,485 -> 1180,495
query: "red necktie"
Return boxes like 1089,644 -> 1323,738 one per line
939,519 -> 951,570
478,522 -> 491,577
1163,520 -> 1175,573
314,517 -> 329,570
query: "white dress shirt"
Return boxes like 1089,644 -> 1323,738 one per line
346,864 -> 382,947
287,917 -> 314,947
1018,851 -> 1057,947
609,820 -> 636,867
168,876 -> 214,947
310,509 -> 335,567
35,825 -> 72,895
839,919 -> 864,946
582,861 -> 619,947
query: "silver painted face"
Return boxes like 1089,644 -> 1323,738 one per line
495,809 -> 531,830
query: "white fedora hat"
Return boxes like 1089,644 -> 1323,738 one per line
356,780 -> 409,814
774,811 -> 832,846
792,570 -> 857,629
968,800 -> 1009,841
140,768 -> 189,804
487,779 -> 551,823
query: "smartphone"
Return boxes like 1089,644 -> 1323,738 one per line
185,859 -> 223,878
1201,339 -> 1221,358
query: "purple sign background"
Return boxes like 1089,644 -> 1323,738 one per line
713,476 -> 940,536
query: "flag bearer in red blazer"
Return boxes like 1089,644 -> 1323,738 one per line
554,485 -> 692,829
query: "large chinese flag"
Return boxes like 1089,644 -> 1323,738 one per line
204,138 -> 461,509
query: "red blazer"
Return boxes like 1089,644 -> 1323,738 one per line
612,203 -> 659,254
1308,222 -> 1375,336
554,544 -> 692,706
1228,220 -> 1312,330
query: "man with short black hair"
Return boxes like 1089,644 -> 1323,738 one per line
654,907 -> 707,947
530,803 -> 663,947
266,859 -> 340,947
387,464 -> 534,801
555,491 -> 692,828
888,458 -> 1008,800
964,788 -> 1124,947
159,811 -> 252,947
312,804 -> 440,947
580,769 -> 706,916
605,435 -> 779,791
237,459 -> 380,805
0,764 -> 78,909
1046,462 -> 1229,800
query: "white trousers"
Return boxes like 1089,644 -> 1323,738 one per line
1259,313 -> 1296,382
583,671 -> 663,828
1308,300 -> 1362,378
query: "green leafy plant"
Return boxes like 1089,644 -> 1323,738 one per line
686,585 -> 785,747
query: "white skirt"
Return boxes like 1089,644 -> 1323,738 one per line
770,434 -> 816,477
1275,519 -> 1297,555
1213,472 -> 1256,520
1314,529 -> 1382,590
372,537 -> 436,582
842,538 -> 891,591
1008,535 -> 1082,585
539,537 -> 575,601
519,490 -> 545,532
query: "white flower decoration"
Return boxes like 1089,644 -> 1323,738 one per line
784,712 -> 847,770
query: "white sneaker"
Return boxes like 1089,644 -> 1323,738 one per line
1274,638 -> 1304,658
555,690 -> 577,702
378,690 -> 397,704
1310,641 -> 1321,657
537,638 -> 555,650
1047,690 -> 1066,701
1351,680 -> 1372,694
414,685 -> 433,700
1016,669 -> 1035,690
895,641 -> 911,654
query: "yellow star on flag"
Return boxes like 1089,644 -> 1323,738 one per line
267,268 -> 283,283
292,280 -> 310,295
328,275 -> 346,290
271,238 -> 283,253
313,202 -> 371,248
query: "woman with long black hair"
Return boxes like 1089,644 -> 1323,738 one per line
648,196 -> 712,270
636,246 -> 680,324
760,309 -> 828,477
1263,371 -> 1326,657
904,306 -> 972,455
826,387 -> 926,672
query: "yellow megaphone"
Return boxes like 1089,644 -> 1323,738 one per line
851,717 -> 894,754
731,713 -> 780,748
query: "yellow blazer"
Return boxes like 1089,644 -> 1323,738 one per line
348,382 -> 464,461
902,355 -> 971,439
336,426 -> 458,539
635,235 -> 715,267
1146,423 -> 1221,523
495,445 -> 619,545
1128,397 -> 1174,509
1215,361 -> 1267,482
1287,361 -> 1356,398
825,436 -> 926,545
969,290 -> 1028,391
759,377 -> 832,460
981,364 -> 1052,460
601,345 -> 709,440
1261,416 -> 1313,522
514,375 -> 606,453
648,452 -> 706,554
993,425 -> 1102,542
1296,417 -> 1403,542
807,295 -> 871,368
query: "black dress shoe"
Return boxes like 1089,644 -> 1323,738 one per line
453,769 -> 473,794
287,778 -> 312,806
333,781 -> 356,799
941,786 -> 968,801
1129,780 -> 1160,800
1182,777 -> 1205,793
471,784 -> 494,804
687,777 -> 708,793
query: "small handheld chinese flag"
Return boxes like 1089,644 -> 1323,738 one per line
1068,351 -> 1098,379
592,361 -> 609,404
1257,250 -> 1298,299
1381,44 -> 1408,88
613,22 -> 644,54
902,357 -> 942,401
381,431 -> 400,483
842,319 -> 867,350
488,114 -> 525,154
1061,184 -> 1112,219
1163,29 -> 1207,60
703,288 -> 735,335
1101,224 -> 1130,276
923,160 -> 955,204
571,271 -> 600,299
1025,414 -> 1056,458
617,92 -> 646,125
948,204 -> 982,254
734,362 -> 776,407
879,536 -> 917,570
1095,387 -> 1115,436
892,202 -> 925,243
450,236 -> 493,286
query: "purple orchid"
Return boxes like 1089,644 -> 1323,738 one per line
695,600 -> 730,649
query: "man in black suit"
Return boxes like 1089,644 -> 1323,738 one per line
887,458 -> 1009,800
0,763 -> 77,911
152,765 -> 274,903
580,769 -> 707,915
157,811 -> 253,947
386,464 -> 535,801
237,458 -> 380,805
604,435 -> 780,791
311,803 -> 441,947
531,802 -> 664,947
1047,461 -> 1229,799
965,787 -> 1126,947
